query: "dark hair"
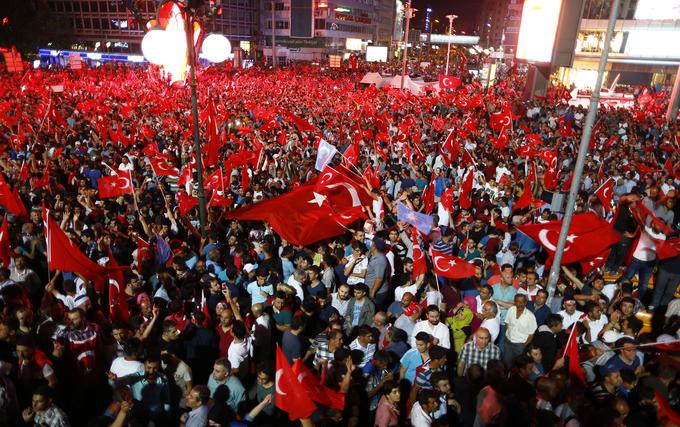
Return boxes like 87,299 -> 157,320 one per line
123,338 -> 141,357
429,345 -> 447,361
415,331 -> 431,343
193,384 -> 211,405
382,379 -> 399,395
514,354 -> 534,370
417,388 -> 439,406
33,385 -> 53,401
357,324 -> 373,337
501,263 -> 514,271
291,315 -> 306,331
214,358 -> 231,371
354,283 -> 369,294
546,314 -> 563,329
426,305 -> 439,314
232,320 -> 247,340
430,371 -> 449,389
212,384 -> 230,403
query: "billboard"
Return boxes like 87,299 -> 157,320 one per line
366,46 -> 388,62
635,0 -> 680,20
515,0 -> 563,63
290,0 -> 313,38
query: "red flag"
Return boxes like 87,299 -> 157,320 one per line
516,213 -> 620,264
594,178 -> 614,212
491,132 -> 510,151
431,249 -> 477,279
343,142 -> 358,166
241,166 -> 250,190
564,325 -> 587,387
579,249 -> 610,275
18,161 -> 28,182
32,170 -> 50,190
0,215 -> 11,268
440,186 -> 454,212
422,183 -> 435,215
108,255 -> 130,324
513,179 -> 535,211
283,111 -> 315,132
412,228 -> 427,280
204,169 -> 226,193
177,191 -> 199,217
0,175 -> 24,217
208,190 -> 233,208
226,176 -> 359,246
489,108 -> 513,132
292,359 -> 345,410
459,168 -> 474,210
43,209 -> 121,285
203,98 -> 220,167
655,390 -> 680,425
149,158 -> 179,177
275,347 -> 316,420
10,188 -> 27,218
136,236 -> 151,270
439,74 -> 462,90
177,164 -> 194,192
441,128 -> 460,162
653,237 -> 680,260
316,166 -> 374,212
98,171 -> 134,199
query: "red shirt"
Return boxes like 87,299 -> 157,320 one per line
215,325 -> 234,358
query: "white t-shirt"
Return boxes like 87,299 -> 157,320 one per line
345,254 -> 368,285
480,317 -> 501,343
411,320 -> 450,349
110,357 -> 144,378
411,401 -> 433,427
581,314 -> 609,344
228,339 -> 250,370
395,284 -> 418,302
557,310 -> 585,330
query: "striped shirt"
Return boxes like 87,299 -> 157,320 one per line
349,338 -> 376,368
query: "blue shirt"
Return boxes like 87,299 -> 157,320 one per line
491,284 -> 516,322
351,300 -> 364,327
528,302 -> 552,327
207,375 -> 246,412
281,258 -> 294,281
246,281 -> 273,305
400,348 -> 425,384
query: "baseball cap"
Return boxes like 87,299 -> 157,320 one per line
243,263 -> 257,274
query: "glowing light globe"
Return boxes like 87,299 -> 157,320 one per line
141,29 -> 170,65
201,34 -> 231,63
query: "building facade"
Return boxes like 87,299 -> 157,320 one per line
260,0 -> 396,63
46,0 -> 257,54
560,0 -> 680,89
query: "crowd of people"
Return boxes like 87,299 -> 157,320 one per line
0,53 -> 678,427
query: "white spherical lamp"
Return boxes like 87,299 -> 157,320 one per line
141,29 -> 169,65
201,34 -> 231,63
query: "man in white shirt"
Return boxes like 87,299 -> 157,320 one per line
330,283 -> 351,318
517,272 -> 543,302
503,294 -> 537,367
480,301 -> 501,343
285,269 -> 305,302
227,321 -> 250,375
623,225 -> 665,300
410,389 -> 440,427
109,338 -> 144,382
557,299 -> 584,330
581,302 -> 608,344
411,305 -> 450,349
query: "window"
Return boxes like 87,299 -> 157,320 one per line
315,18 -> 325,29
82,2 -> 90,12
276,20 -> 289,29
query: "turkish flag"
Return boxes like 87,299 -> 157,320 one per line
316,165 -> 374,212
177,164 -> 194,193
431,249 -> 477,279
240,166 -> 250,190
439,74 -> 461,90
283,111 -> 315,133
491,132 -> 509,151
564,325 -> 587,387
513,178 -> 535,211
343,142 -> 358,166
98,171 -> 134,199
108,255 -> 130,324
10,188 -> 27,218
177,191 -> 199,217
653,237 -> 680,260
204,168 -> 226,194
525,134 -> 543,147
136,236 -> 151,270
412,228 -> 427,280
203,98 -> 221,167
516,213 -> 620,264
594,178 -> 614,212
226,176 -> 359,246
0,175 -> 24,217
0,215 -> 11,268
441,128 -> 460,162
489,108 -> 513,132
275,347 -> 316,420
18,161 -> 28,182
149,158 -> 179,177
32,170 -> 50,190
579,248 -> 610,275
655,390 -> 680,425
44,209 -> 123,286
208,190 -> 233,208
422,182 -> 435,215
292,359 -> 345,410
440,186 -> 454,212
459,167 -> 474,210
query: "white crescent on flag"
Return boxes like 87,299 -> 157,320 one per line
538,229 -> 576,252
275,369 -> 287,395
326,182 -> 361,207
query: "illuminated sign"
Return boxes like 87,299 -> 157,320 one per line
515,0 -> 563,63
635,0 -> 680,20
366,46 -> 388,62
346,38 -> 362,50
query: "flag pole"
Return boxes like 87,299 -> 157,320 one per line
545,0 -> 621,306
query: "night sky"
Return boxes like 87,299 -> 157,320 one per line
411,0 -> 482,35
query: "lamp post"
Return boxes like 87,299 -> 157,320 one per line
401,1 -> 415,90
271,0 -> 277,69
444,14 -> 457,75
183,7 -> 208,236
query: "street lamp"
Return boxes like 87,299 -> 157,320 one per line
444,14 -> 458,75
140,0 -> 229,236
401,1 -> 416,90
